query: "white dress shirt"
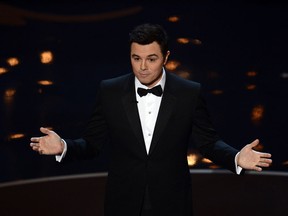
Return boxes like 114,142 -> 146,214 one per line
135,69 -> 166,154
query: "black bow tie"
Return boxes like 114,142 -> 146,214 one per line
137,85 -> 163,97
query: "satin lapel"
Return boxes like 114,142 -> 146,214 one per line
149,80 -> 177,155
121,75 -> 146,153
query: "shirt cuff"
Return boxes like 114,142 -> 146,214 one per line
235,152 -> 243,175
55,139 -> 67,162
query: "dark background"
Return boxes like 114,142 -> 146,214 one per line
0,0 -> 287,183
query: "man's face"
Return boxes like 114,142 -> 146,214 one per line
130,41 -> 170,88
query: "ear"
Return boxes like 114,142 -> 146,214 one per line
163,50 -> 170,65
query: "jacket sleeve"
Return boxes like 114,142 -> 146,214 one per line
64,83 -> 109,161
192,88 -> 240,173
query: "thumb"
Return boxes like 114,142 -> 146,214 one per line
249,139 -> 259,148
40,127 -> 52,135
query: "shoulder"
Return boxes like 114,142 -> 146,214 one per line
101,73 -> 134,85
166,71 -> 201,91
100,73 -> 134,88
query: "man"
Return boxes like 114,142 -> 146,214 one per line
30,23 -> 272,216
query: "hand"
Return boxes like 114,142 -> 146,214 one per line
30,127 -> 64,155
237,139 -> 272,171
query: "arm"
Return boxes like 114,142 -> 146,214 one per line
30,85 -> 108,160
192,90 -> 240,173
30,127 -> 102,161
192,89 -> 272,173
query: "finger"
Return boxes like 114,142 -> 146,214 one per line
260,157 -> 272,163
254,166 -> 262,172
31,137 -> 41,142
258,162 -> 270,167
31,144 -> 39,151
40,127 -> 52,135
259,158 -> 272,164
31,145 -> 44,154
260,153 -> 272,158
249,139 -> 259,148
30,143 -> 38,147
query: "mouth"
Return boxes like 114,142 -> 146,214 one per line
138,73 -> 149,78
139,71 -> 150,76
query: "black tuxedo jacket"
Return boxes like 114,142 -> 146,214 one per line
65,72 -> 239,216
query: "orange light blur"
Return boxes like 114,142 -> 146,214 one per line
40,51 -> 53,64
7,57 -> 20,66
209,164 -> 220,169
177,71 -> 190,79
251,105 -> 264,124
165,60 -> 180,71
177,38 -> 190,44
187,153 -> 199,166
37,80 -> 54,86
168,16 -> 180,22
0,67 -> 8,75
247,71 -> 257,77
45,126 -> 54,131
4,88 -> 16,97
202,158 -> 213,164
210,89 -> 224,95
246,84 -> 256,90
8,133 -> 25,140
252,142 -> 264,151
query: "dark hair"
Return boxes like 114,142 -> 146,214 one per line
129,23 -> 169,56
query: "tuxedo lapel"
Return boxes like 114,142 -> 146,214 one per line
121,74 -> 147,154
121,72 -> 178,156
149,74 -> 177,155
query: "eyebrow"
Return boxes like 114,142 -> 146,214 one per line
131,54 -> 159,58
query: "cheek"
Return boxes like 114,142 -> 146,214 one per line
151,64 -> 163,74
131,62 -> 138,71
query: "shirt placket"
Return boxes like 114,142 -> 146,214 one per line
144,94 -> 156,152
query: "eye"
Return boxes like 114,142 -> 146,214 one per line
132,56 -> 140,61
148,58 -> 157,62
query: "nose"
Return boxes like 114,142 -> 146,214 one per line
140,60 -> 147,71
